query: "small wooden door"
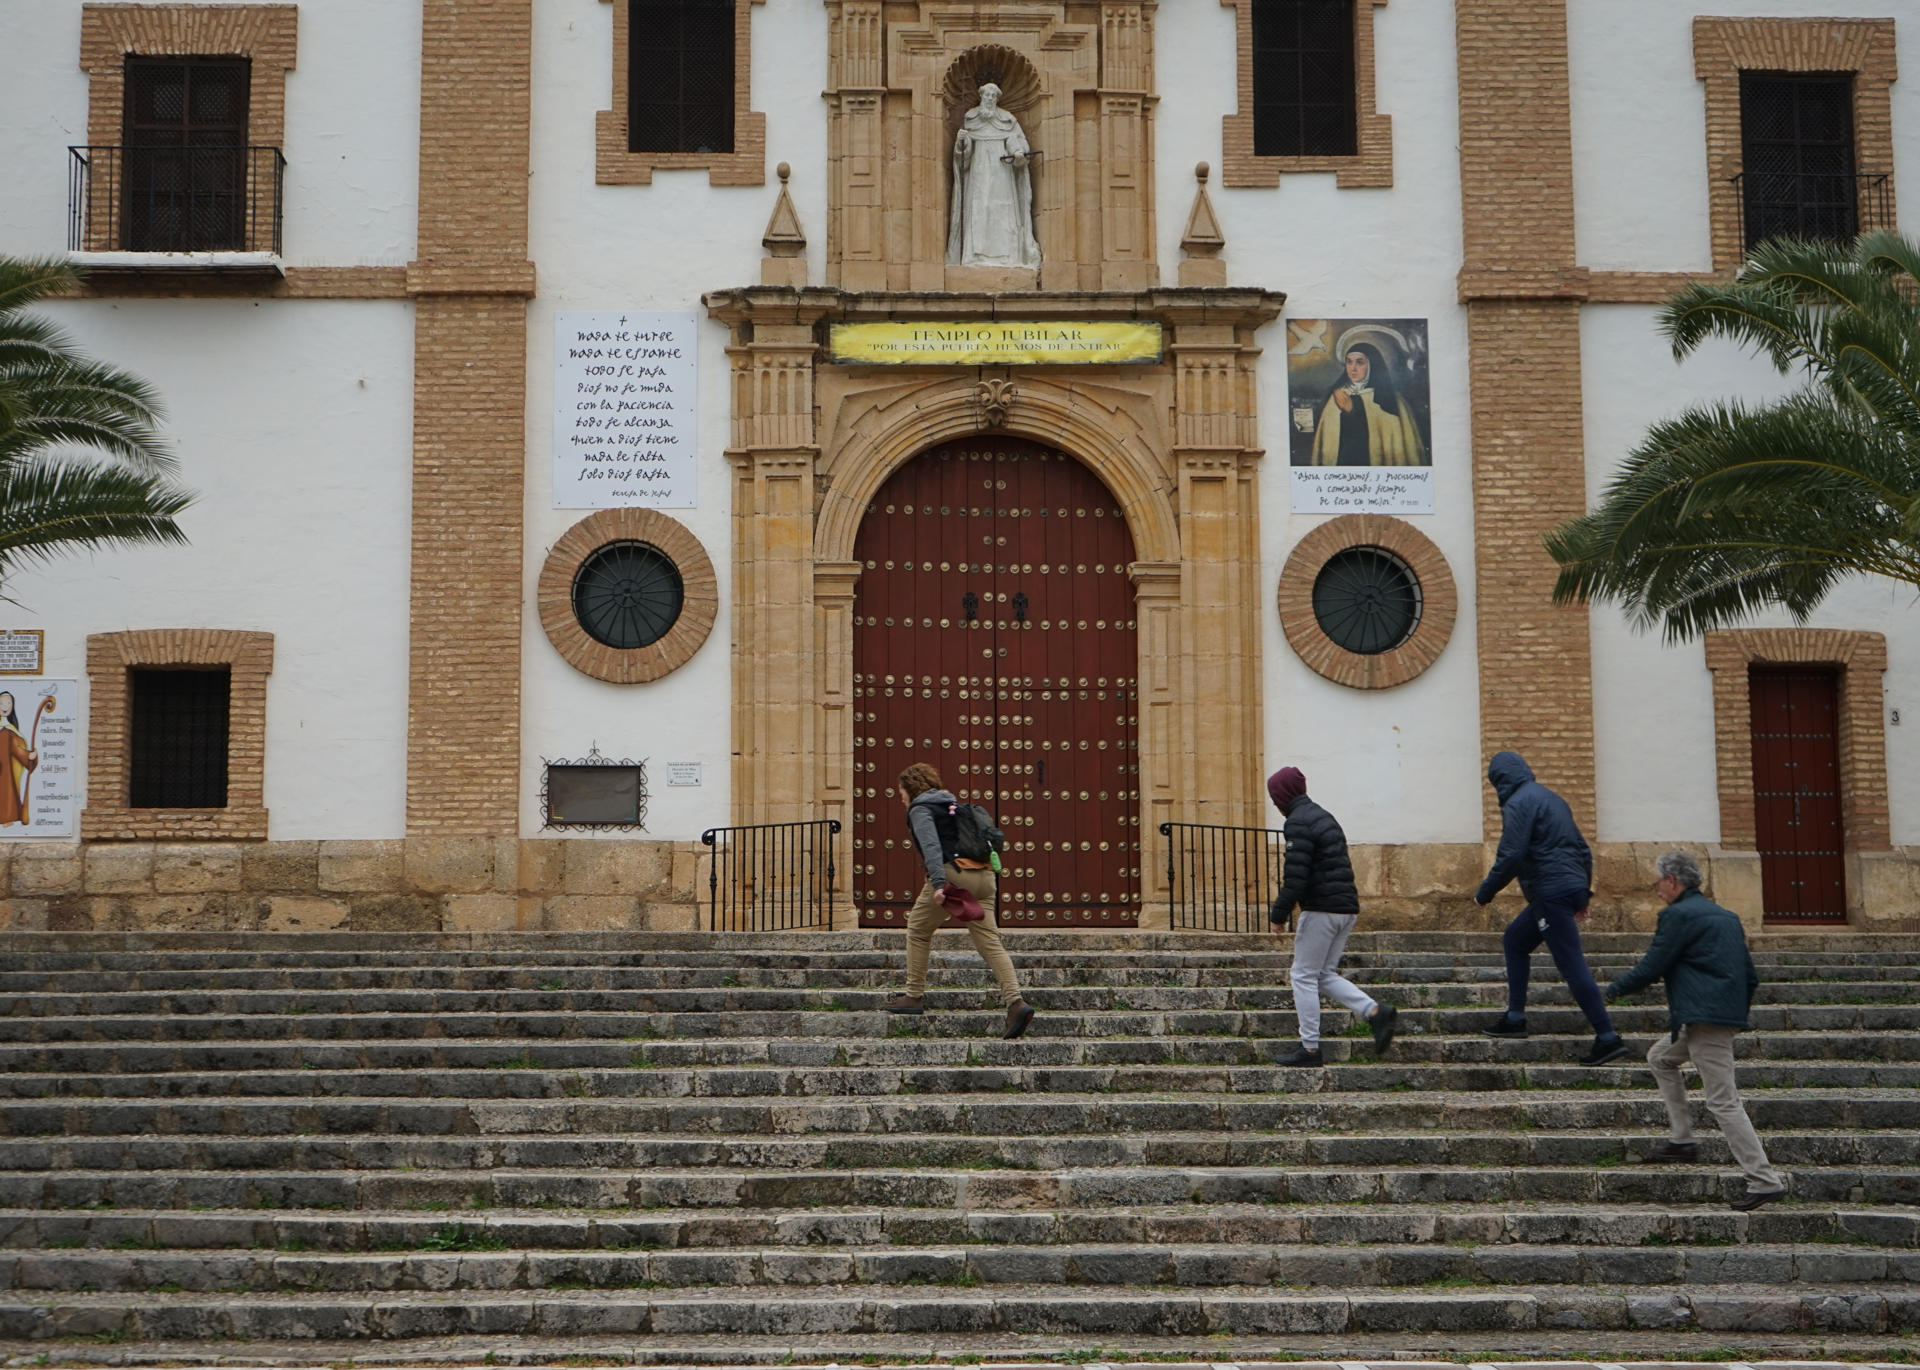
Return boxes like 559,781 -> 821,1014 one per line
1748,665 -> 1847,923
850,437 -> 1140,928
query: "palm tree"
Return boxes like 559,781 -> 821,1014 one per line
1545,230 -> 1920,642
0,255 -> 191,599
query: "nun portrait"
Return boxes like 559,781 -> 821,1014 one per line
1310,341 -> 1427,467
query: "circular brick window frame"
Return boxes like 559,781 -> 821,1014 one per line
539,510 -> 717,683
1278,514 -> 1458,690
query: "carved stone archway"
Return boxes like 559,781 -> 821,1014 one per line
704,286 -> 1284,924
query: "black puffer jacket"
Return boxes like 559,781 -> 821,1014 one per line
1271,796 -> 1360,920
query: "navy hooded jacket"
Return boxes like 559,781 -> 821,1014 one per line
1474,752 -> 1592,906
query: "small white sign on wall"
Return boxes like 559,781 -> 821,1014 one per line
0,679 -> 79,840
665,762 -> 703,788
553,310 -> 698,509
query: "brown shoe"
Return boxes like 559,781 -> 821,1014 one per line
883,994 -> 925,1015
1003,999 -> 1035,1040
1730,1187 -> 1788,1212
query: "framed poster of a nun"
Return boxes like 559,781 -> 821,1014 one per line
1287,318 -> 1434,514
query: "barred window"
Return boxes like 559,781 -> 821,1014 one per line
1251,0 -> 1356,158
1737,72 -> 1862,251
122,56 -> 251,252
129,667 -> 231,809
628,0 -> 735,155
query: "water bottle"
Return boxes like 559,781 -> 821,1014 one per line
988,850 -> 1003,874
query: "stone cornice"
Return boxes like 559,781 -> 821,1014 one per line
701,286 -> 1286,332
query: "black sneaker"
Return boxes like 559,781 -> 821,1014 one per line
1275,1044 -> 1324,1068
1646,1141 -> 1699,1163
1580,1035 -> 1632,1067
1482,1014 -> 1528,1039
1369,1003 -> 1399,1054
1002,999 -> 1035,1040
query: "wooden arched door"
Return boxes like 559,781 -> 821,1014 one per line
850,437 -> 1140,928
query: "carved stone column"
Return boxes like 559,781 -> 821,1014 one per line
1098,1 -> 1157,290
723,319 -> 824,826
813,560 -> 864,926
824,0 -> 886,289
1130,559 -> 1181,927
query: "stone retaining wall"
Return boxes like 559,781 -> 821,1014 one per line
0,839 -> 1913,934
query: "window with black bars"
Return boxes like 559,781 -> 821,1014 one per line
1251,0 -> 1357,158
1738,72 -> 1859,251
122,56 -> 251,252
129,668 -> 231,809
628,0 -> 736,155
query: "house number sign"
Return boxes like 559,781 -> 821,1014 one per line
829,321 -> 1163,367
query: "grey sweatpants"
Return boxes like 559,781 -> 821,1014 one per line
1647,1023 -> 1786,1194
1290,911 -> 1376,1049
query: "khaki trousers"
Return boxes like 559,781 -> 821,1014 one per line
1646,1023 -> 1786,1194
903,863 -> 1023,1008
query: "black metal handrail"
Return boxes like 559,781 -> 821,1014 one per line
69,144 -> 286,254
1159,821 -> 1287,934
700,819 -> 842,932
1732,170 -> 1891,255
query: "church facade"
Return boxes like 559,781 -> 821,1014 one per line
0,0 -> 1914,935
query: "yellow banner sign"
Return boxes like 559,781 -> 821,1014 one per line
829,320 -> 1163,366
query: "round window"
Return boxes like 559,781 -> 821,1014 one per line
572,541 -> 684,650
1311,546 -> 1422,655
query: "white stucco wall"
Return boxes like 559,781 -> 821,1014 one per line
0,1 -> 419,265
520,0 -> 834,838
5,300 -> 416,840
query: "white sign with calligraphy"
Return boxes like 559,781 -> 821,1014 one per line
553,311 -> 698,509
0,679 -> 78,840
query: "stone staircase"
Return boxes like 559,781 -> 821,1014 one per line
0,929 -> 1917,1366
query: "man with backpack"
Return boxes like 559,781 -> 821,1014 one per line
1267,766 -> 1398,1067
883,762 -> 1035,1039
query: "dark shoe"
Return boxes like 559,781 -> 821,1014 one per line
1646,1141 -> 1699,1163
1482,1014 -> 1528,1039
1730,1187 -> 1788,1212
883,994 -> 925,1015
1275,1044 -> 1324,1068
1369,1003 -> 1399,1054
1580,1035 -> 1632,1067
1002,999 -> 1035,1040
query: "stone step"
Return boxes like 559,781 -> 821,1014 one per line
6,1088 -> 1914,1137
4,1003 -> 1910,1043
4,1164 -> 1916,1211
7,1239 -> 1918,1293
8,1201 -> 1915,1253
4,981 -> 1912,1020
3,1031 -> 1914,1077
6,1058 -> 1919,1101
3,1281 -> 1917,1340
6,962 -> 1915,993
4,1129 -> 1915,1175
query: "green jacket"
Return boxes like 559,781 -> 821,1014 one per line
1606,890 -> 1759,1036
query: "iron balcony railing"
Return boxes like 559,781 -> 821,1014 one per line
1732,170 -> 1891,255
700,819 -> 842,932
69,144 -> 286,255
1159,821 -> 1288,934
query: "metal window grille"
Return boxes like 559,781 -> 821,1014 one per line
1311,546 -> 1422,655
1250,0 -> 1357,158
1736,72 -> 1880,252
572,541 -> 684,650
129,668 -> 230,809
628,0 -> 736,155
701,819 -> 840,931
1161,822 -> 1287,933
122,57 -> 252,252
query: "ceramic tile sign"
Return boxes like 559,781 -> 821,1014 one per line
554,311 -> 698,509
0,679 -> 78,840
0,630 -> 43,675
1287,318 -> 1434,514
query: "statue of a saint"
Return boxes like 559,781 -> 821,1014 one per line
946,83 -> 1041,268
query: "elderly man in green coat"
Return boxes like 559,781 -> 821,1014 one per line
1605,850 -> 1788,1211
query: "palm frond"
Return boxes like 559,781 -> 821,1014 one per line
0,258 -> 82,318
0,460 -> 192,579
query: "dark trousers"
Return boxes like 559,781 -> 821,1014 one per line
1502,892 -> 1616,1036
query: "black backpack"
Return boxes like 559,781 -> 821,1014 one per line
949,802 -> 1005,863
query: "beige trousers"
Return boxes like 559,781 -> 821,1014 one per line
902,863 -> 1023,1008
1646,1023 -> 1786,1194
